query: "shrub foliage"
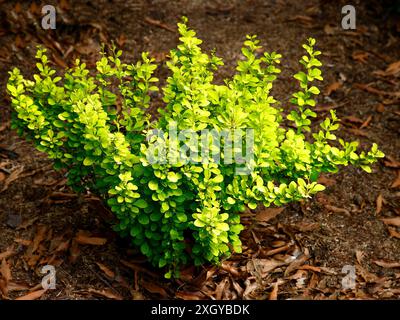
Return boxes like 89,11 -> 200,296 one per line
7,18 -> 384,277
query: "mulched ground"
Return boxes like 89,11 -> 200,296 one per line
0,0 -> 399,300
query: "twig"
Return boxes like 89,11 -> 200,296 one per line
144,17 -> 175,33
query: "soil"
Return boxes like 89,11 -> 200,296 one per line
0,0 -> 399,300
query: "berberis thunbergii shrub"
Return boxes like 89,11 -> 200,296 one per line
7,18 -> 384,277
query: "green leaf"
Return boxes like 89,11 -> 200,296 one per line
212,175 -> 224,183
150,211 -> 162,222
167,172 -> 180,183
148,180 -> 158,191
360,165 -> 372,173
177,211 -> 187,222
217,223 -> 229,231
161,202 -> 169,212
248,202 -> 257,210
138,214 -> 150,225
194,220 -> 205,228
53,120 -> 65,128
312,184 -> 326,193
134,199 -> 148,209
308,86 -> 320,95
158,258 -> 167,268
83,157 -> 94,166
294,71 -> 307,83
130,225 -> 141,237
140,242 -> 150,255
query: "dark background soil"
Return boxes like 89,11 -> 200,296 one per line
0,0 -> 399,300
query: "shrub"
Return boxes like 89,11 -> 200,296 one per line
7,18 -> 384,277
